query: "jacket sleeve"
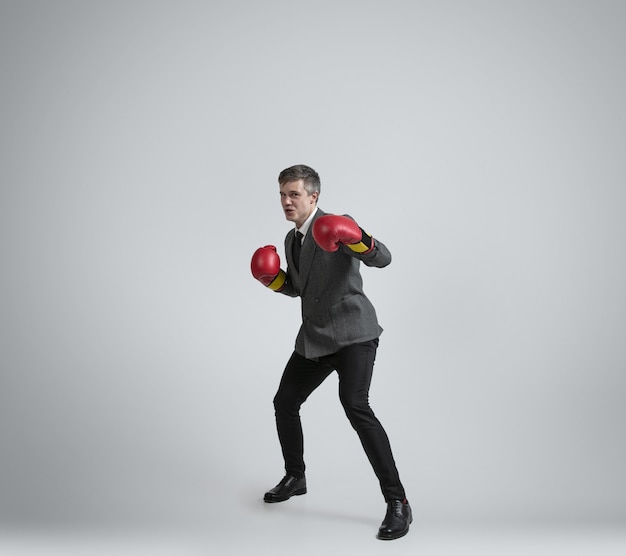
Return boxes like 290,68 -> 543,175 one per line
341,236 -> 392,268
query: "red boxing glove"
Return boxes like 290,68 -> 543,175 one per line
312,214 -> 374,253
251,245 -> 286,291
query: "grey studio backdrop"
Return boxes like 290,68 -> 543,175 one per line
1,0 -> 625,543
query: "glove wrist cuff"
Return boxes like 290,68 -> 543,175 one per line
267,269 -> 286,291
348,229 -> 374,254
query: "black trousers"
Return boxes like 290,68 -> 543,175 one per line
273,339 -> 406,501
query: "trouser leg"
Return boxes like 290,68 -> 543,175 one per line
330,340 -> 406,501
273,351 -> 332,479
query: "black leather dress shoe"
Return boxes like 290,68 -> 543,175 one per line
263,475 -> 307,503
377,499 -> 412,540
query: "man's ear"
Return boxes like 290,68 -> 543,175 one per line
310,191 -> 319,204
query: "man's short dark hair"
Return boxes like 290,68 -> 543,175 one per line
278,165 -> 321,196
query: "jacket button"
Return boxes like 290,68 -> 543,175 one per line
314,297 -> 320,303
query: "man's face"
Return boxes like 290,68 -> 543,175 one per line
280,179 -> 318,228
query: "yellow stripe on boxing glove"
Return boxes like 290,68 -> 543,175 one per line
347,230 -> 374,254
267,269 -> 287,291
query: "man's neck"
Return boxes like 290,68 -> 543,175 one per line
296,206 -> 318,235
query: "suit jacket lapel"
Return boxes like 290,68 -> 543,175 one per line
286,208 -> 324,292
298,233 -> 315,288
297,209 -> 324,290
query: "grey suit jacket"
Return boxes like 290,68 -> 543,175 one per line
279,208 -> 392,359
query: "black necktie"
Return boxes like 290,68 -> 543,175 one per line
293,231 -> 303,271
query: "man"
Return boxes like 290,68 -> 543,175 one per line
250,165 -> 411,540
